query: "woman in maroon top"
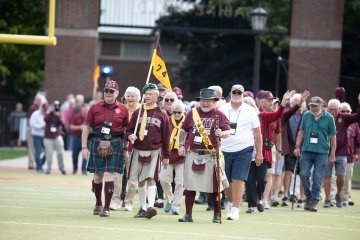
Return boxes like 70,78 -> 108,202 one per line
81,80 -> 129,217
245,90 -> 294,214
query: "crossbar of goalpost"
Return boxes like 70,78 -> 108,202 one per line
0,0 -> 57,46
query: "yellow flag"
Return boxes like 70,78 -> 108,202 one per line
151,39 -> 172,91
92,65 -> 100,97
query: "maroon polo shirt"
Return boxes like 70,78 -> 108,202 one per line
126,107 -> 170,158
85,100 -> 128,133
44,112 -> 63,139
181,107 -> 230,150
70,113 -> 85,137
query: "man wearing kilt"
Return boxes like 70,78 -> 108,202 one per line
81,80 -> 129,217
127,83 -> 170,219
178,88 -> 230,223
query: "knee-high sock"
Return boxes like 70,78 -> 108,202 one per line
184,190 -> 196,216
147,186 -> 157,208
209,192 -> 220,214
104,181 -> 114,210
138,186 -> 147,210
93,181 -> 103,207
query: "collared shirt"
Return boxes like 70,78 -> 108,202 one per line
84,100 -> 128,132
219,102 -> 260,152
300,110 -> 336,154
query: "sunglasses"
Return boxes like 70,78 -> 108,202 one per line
104,89 -> 115,94
172,111 -> 182,115
165,98 -> 175,102
341,110 -> 350,113
231,91 -> 242,95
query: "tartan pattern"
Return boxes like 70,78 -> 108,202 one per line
87,137 -> 124,174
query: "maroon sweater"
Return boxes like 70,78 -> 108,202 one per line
335,105 -> 360,156
347,123 -> 360,163
126,107 -> 170,158
259,105 -> 285,167
44,112 -> 63,139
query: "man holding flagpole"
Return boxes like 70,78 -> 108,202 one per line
127,83 -> 171,219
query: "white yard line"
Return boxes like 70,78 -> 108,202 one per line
0,221 -> 273,240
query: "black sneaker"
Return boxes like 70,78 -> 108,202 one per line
212,213 -> 221,223
154,202 -> 164,208
245,207 -> 254,214
309,200 -> 318,212
257,203 -> 264,212
206,206 -> 214,211
304,199 -> 311,210
145,207 -> 157,219
281,197 -> 289,206
335,194 -> 342,208
349,201 -> 354,206
178,214 -> 193,222
134,208 -> 147,218
93,206 -> 103,215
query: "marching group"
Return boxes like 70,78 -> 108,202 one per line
25,81 -> 360,222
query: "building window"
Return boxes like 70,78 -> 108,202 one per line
123,40 -> 151,59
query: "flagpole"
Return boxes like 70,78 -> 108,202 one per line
132,51 -> 155,141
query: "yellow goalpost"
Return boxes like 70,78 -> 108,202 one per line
0,0 -> 57,46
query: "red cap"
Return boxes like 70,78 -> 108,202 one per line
104,80 -> 119,91
243,91 -> 254,98
257,90 -> 276,100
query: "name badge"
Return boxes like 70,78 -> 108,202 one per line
310,132 -> 318,144
50,126 -> 57,133
101,127 -> 110,134
144,129 -> 148,136
230,122 -> 237,135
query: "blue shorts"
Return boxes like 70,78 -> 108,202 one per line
274,156 -> 284,176
324,155 -> 347,177
223,146 -> 254,182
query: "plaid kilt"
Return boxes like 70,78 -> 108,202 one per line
87,137 -> 124,174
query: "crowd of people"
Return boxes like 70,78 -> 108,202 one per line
24,82 -> 360,222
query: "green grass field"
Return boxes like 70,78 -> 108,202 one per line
0,149 -> 27,160
0,168 -> 359,240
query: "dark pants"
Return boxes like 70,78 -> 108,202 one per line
245,161 -> 268,208
72,136 -> 87,173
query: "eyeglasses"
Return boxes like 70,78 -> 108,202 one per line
341,110 -> 350,113
165,98 -> 175,102
104,89 -> 115,94
231,91 -> 242,95
172,111 -> 182,115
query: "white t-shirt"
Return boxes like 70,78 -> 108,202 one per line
219,102 -> 260,152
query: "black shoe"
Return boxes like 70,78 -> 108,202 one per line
349,201 -> 354,206
212,213 -> 221,223
304,199 -> 311,210
281,197 -> 289,206
309,199 -> 318,212
145,207 -> 157,219
134,208 -> 147,218
93,206 -> 103,215
257,203 -> 264,212
154,202 -> 164,208
206,206 -> 214,211
100,209 -> 110,217
195,196 -> 206,204
178,214 -> 193,222
245,207 -> 254,214
61,170 -> 66,175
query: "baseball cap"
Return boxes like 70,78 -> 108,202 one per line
231,84 -> 244,93
308,96 -> 324,106
104,80 -> 119,91
257,91 -> 276,100
142,83 -> 158,94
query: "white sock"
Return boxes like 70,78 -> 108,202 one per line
138,186 -> 147,210
147,186 -> 157,208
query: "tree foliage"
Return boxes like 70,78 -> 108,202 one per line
156,0 -> 291,97
0,0 -> 46,106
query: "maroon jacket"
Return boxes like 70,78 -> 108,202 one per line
281,105 -> 301,156
126,107 -> 170,158
347,123 -> 360,163
259,105 -> 285,167
335,105 -> 360,156
44,112 -> 64,139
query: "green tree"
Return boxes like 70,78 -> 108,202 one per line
0,0 -> 46,106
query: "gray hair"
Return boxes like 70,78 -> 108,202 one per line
339,102 -> 352,112
290,93 -> 301,107
162,91 -> 178,106
125,86 -> 141,102
171,100 -> 185,112
328,98 -> 340,108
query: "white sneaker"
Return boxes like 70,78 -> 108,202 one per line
110,201 -> 121,210
226,202 -> 232,219
171,206 -> 180,215
227,207 -> 239,220
264,203 -> 270,210
124,202 -> 133,212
